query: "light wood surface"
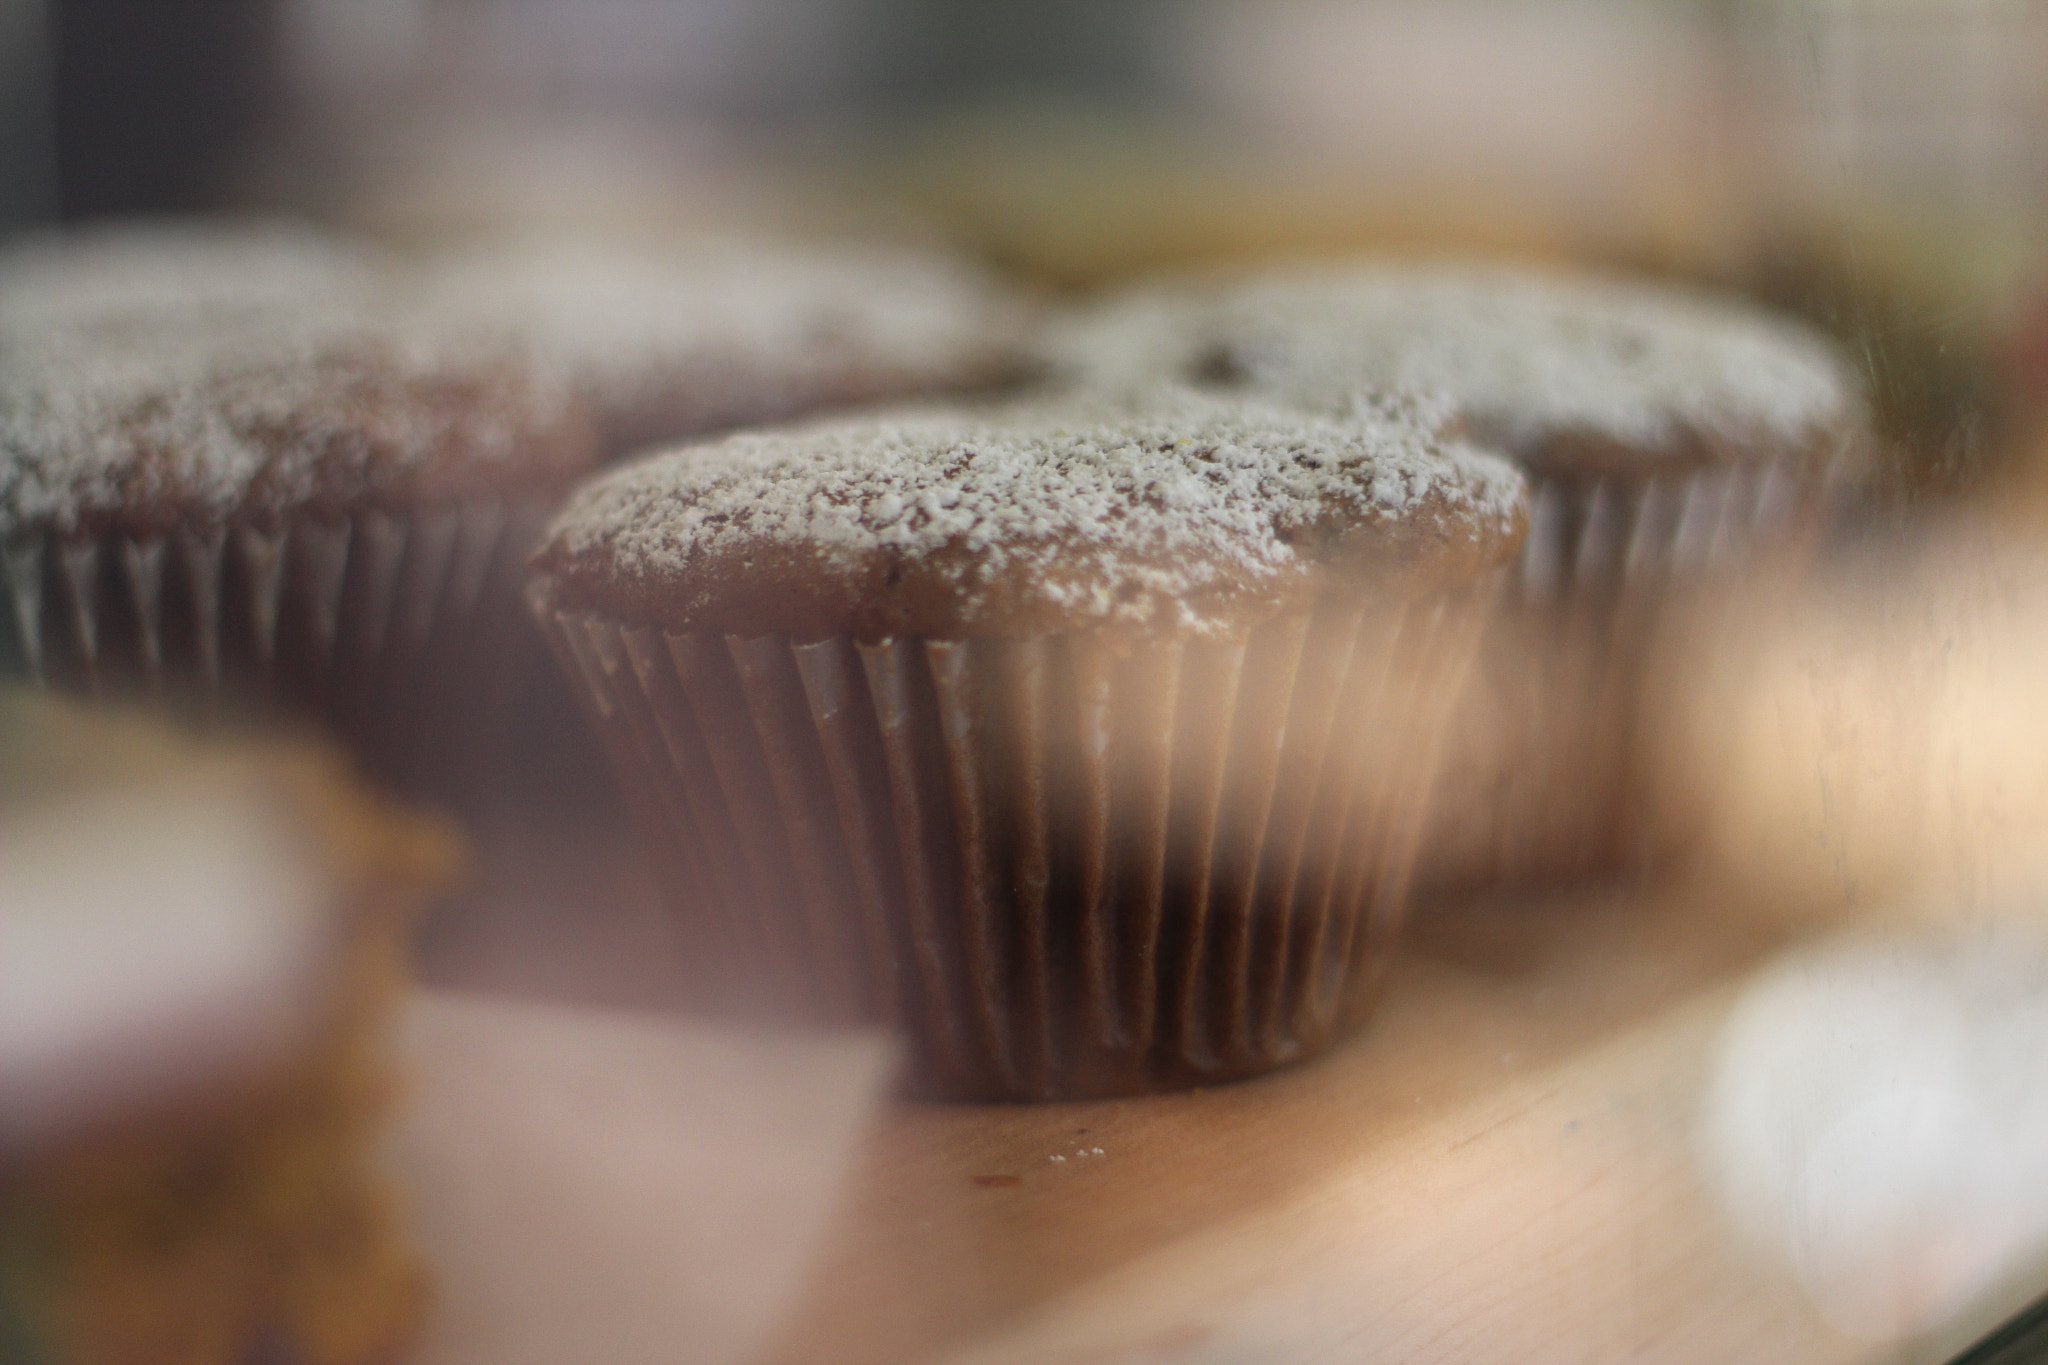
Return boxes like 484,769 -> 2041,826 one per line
402,511 -> 2048,1363
927,996 -> 1843,1365
415,818 -> 2040,1364
759,883 -> 1844,1365
394,994 -> 897,1365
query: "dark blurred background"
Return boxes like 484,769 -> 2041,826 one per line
7,0 -> 2048,492
12,1 -> 2043,233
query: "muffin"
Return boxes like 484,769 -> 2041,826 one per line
0,690 -> 458,1365
529,391 -> 1525,1099
0,302 -> 602,798
1054,261 -> 1872,893
412,234 -> 1038,459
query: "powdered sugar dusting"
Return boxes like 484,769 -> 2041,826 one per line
0,220 -> 381,344
543,389 -> 1522,629
411,235 -> 1025,424
1056,262 -> 1857,457
0,315 -> 579,530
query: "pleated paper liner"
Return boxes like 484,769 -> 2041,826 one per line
1417,455 -> 1856,896
0,498 -> 560,805
536,584 -> 1492,1100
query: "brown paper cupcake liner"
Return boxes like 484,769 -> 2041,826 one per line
1511,454 -> 1852,608
0,499 -> 556,797
536,586 -> 1491,1100
1420,455 -> 1853,895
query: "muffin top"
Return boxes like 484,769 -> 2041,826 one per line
532,390 -> 1525,640
1053,261 -> 1865,477
0,219 -> 382,345
411,234 -> 1036,452
0,317 -> 600,537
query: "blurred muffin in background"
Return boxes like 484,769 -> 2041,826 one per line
290,106 -> 915,252
871,0 -> 1754,295
873,111 -> 1600,296
872,81 -> 1753,296
1052,260 -> 1872,897
409,232 -> 1039,460
0,690 -> 457,1365
0,224 -> 603,802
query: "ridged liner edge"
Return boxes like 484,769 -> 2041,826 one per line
1421,457 -> 1847,894
537,588 -> 1492,1100
0,501 -> 553,792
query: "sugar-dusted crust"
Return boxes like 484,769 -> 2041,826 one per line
410,234 -> 1039,452
0,317 -> 601,538
1053,260 -> 1868,478
0,219 -> 383,342
532,389 -> 1525,640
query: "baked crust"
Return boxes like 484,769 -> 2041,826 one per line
1,323 -> 601,538
531,392 -> 1526,640
411,235 -> 1040,456
1053,260 -> 1871,481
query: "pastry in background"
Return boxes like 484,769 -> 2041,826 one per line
284,104 -> 923,253
0,690 -> 457,1365
410,233 -> 1039,460
870,93 -> 1759,293
1053,260 -> 1871,897
528,389 -> 1524,1098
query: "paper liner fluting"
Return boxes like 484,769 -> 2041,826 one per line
1418,456 -> 1855,896
537,587 -> 1489,1100
0,499 -> 558,801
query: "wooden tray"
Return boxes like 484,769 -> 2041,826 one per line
410,822 -> 2041,1364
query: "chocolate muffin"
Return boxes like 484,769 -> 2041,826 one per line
530,391 -> 1525,1098
411,233 -> 1036,459
1054,261 -> 1871,893
0,311 -> 601,795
